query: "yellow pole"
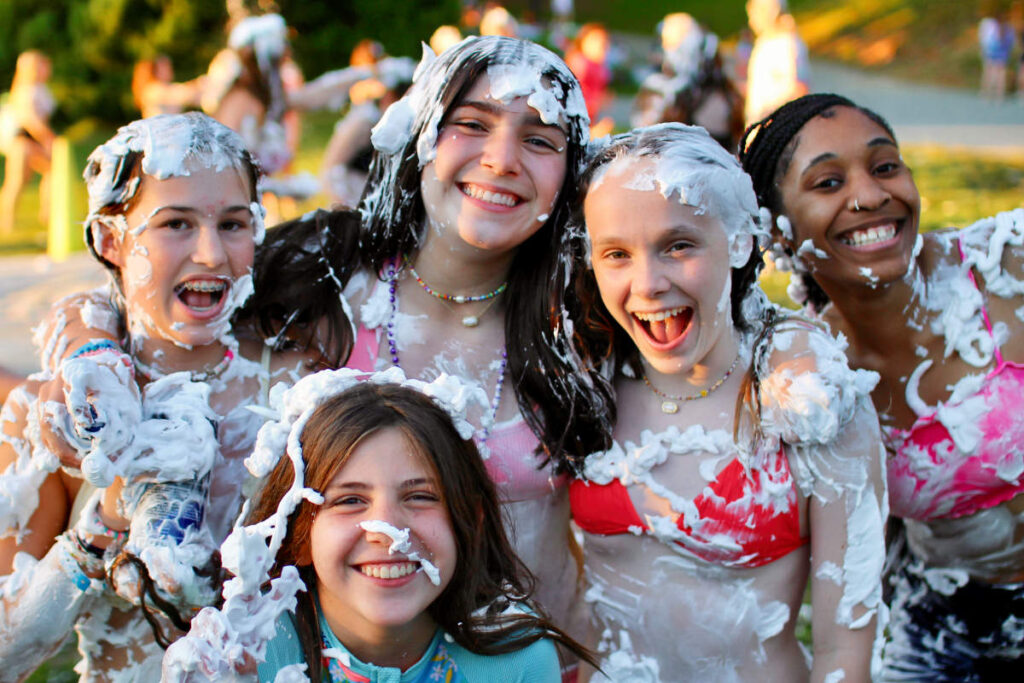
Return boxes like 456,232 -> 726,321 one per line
47,135 -> 76,262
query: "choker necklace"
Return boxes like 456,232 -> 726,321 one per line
387,263 -> 507,445
404,255 -> 507,327
135,347 -> 235,383
642,354 -> 742,414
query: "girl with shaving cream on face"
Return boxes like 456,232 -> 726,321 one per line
228,375 -> 594,682
740,93 -> 1024,680
34,36 -> 611,680
0,113 -> 307,680
568,124 -> 887,682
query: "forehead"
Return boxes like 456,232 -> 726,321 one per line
129,164 -> 251,213
456,73 -> 566,130
792,107 -> 895,161
329,427 -> 436,484
585,158 -> 725,237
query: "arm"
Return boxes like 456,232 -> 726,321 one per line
758,319 -> 886,682
0,382 -> 108,681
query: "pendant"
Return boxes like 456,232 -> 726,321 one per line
661,400 -> 679,414
462,315 -> 479,327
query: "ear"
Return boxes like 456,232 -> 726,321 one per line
92,220 -> 126,269
728,232 -> 754,268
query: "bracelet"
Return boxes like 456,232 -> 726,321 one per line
54,533 -> 104,593
68,339 -> 122,360
77,492 -> 129,544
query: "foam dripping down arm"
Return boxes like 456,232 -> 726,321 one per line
800,399 -> 888,683
0,547 -> 101,681
758,322 -> 888,681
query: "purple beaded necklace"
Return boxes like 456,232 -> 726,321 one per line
386,261 -> 508,445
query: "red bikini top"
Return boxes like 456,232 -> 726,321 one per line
570,447 -> 807,568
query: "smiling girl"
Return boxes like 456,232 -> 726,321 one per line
241,376 -> 592,682
0,113 -> 305,679
568,124 -> 887,681
32,38 -> 610,678
740,93 -> 1024,680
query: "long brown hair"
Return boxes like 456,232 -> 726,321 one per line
247,382 -> 594,680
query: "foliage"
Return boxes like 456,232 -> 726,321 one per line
0,0 -> 460,126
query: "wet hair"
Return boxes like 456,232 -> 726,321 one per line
571,124 -> 766,380
237,208 -> 361,370
81,112 -> 261,312
738,93 -> 896,310
246,382 -> 594,680
245,37 -> 613,472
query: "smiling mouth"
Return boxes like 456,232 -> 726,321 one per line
838,222 -> 899,247
633,306 -> 692,345
359,562 -> 419,580
460,183 -> 522,208
174,279 -> 228,311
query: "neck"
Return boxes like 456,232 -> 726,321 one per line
325,613 -> 437,672
643,327 -> 742,397
130,332 -> 231,382
412,226 -> 517,297
820,265 -> 925,355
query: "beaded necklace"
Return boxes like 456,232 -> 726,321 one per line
404,255 -> 507,327
387,262 -> 507,445
642,354 -> 741,414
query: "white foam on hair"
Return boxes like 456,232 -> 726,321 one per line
228,13 -> 287,61
366,36 -> 588,228
592,123 -> 767,268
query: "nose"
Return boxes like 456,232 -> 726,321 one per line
847,171 -> 891,213
193,224 -> 227,267
631,254 -> 672,299
480,126 -> 521,176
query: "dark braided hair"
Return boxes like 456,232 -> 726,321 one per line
738,94 -> 896,310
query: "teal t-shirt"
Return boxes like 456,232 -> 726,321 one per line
257,609 -> 562,682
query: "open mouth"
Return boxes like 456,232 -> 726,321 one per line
358,561 -> 419,580
633,306 -> 692,346
174,278 -> 228,312
838,222 -> 900,248
459,183 -> 522,208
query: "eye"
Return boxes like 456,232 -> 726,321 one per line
667,240 -> 693,254
812,176 -> 841,191
162,218 -> 192,231
328,494 -> 366,508
451,118 -> 487,133
406,489 -> 441,504
602,248 -> 629,261
873,160 -> 900,175
219,218 -> 250,232
524,134 -> 560,152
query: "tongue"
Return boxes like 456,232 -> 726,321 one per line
647,312 -> 688,345
181,289 -> 215,309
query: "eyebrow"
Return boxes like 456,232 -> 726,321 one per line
154,204 -> 253,215
324,477 -> 436,493
800,137 -> 898,177
455,99 -> 565,132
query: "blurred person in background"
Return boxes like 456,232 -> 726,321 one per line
743,0 -> 809,126
0,50 -> 55,234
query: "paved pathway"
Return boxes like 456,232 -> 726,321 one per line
1,61 -> 1022,376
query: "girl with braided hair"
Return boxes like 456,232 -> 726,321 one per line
740,93 -> 1024,679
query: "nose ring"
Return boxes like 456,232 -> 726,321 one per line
853,199 -> 861,211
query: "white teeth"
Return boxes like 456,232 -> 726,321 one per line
360,562 -> 418,579
180,280 -> 227,293
633,306 -> 686,322
842,224 -> 896,246
462,184 -> 518,207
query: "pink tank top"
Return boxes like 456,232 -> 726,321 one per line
885,242 -> 1024,521
346,283 -> 565,504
